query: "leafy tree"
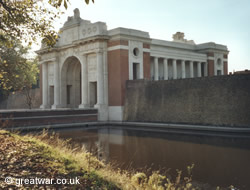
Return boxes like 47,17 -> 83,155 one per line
0,38 -> 39,102
0,0 -> 94,46
20,59 -> 39,109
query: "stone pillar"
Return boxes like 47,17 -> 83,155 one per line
189,61 -> 194,78
52,61 -> 60,109
221,62 -> 224,75
95,50 -> 108,121
154,57 -> 159,81
198,62 -> 202,77
40,62 -> 49,109
173,59 -> 177,79
79,54 -> 89,108
163,58 -> 168,80
214,60 -> 217,76
96,51 -> 104,106
103,50 -> 109,106
181,60 -> 186,79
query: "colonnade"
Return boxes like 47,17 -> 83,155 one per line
152,57 -> 208,80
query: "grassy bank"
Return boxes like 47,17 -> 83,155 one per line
0,130 -> 234,190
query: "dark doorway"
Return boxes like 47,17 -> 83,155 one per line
49,86 -> 54,106
89,82 -> 97,107
67,85 -> 72,105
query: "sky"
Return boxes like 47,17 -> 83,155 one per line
36,0 -> 250,72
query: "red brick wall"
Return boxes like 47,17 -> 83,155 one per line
108,40 -> 128,47
120,50 -> 129,105
108,49 -> 129,106
107,41 -> 151,106
208,60 -> 214,76
207,52 -> 214,57
224,62 -> 228,75
143,43 -> 150,49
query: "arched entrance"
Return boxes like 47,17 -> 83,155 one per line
61,56 -> 81,108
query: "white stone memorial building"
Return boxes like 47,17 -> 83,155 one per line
37,9 -> 229,121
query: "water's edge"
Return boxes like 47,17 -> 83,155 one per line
6,121 -> 250,139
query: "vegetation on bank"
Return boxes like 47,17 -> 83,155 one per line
0,130 -> 236,190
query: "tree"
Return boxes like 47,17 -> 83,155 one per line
0,0 -> 94,47
20,59 -> 39,109
0,38 -> 39,102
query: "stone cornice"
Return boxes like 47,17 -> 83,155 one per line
108,28 -> 151,44
39,58 -> 56,65
152,39 -> 229,54
36,35 -> 109,55
197,48 -> 230,54
107,45 -> 129,51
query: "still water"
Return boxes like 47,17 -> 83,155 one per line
54,126 -> 250,189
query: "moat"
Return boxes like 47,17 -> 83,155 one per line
48,125 -> 250,189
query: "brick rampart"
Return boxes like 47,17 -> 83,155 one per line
124,74 -> 250,127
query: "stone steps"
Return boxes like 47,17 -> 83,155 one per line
0,109 -> 98,128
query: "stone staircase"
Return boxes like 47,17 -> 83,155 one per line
0,109 -> 98,128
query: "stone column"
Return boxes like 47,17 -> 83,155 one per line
40,62 -> 49,109
198,62 -> 202,77
214,60 -> 217,76
95,51 -> 104,106
173,59 -> 177,79
154,57 -> 159,81
163,58 -> 168,80
181,60 -> 186,79
79,54 -> 89,108
189,61 -> 194,78
52,61 -> 60,109
103,50 -> 109,106
204,62 -> 208,76
95,50 -> 108,121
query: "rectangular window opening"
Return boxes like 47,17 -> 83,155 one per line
67,85 -> 72,105
133,62 -> 140,80
217,70 -> 222,76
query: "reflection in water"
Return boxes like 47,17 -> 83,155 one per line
57,127 -> 250,189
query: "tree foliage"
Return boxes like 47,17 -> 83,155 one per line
0,0 -> 94,47
0,39 -> 39,97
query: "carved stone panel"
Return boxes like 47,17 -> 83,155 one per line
48,63 -> 54,86
88,54 -> 97,82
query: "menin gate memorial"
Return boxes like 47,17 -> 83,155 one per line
36,9 -> 229,121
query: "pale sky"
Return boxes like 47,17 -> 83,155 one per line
36,0 -> 250,72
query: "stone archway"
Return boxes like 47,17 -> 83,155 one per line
61,56 -> 81,108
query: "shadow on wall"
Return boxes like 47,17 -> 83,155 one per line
0,88 -> 41,109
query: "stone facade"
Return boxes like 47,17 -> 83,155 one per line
36,9 -> 229,121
